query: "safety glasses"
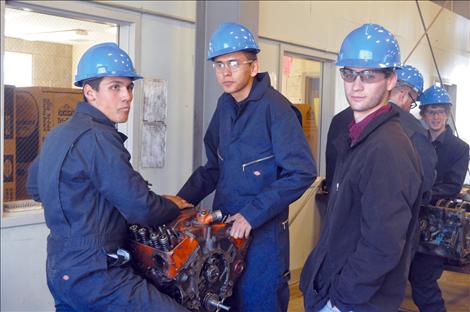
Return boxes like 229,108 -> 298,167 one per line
340,68 -> 390,83
213,60 -> 254,73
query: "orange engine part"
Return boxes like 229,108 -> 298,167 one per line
128,208 -> 250,311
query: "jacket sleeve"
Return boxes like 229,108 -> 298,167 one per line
330,140 -> 421,308
26,156 -> 41,202
90,130 -> 180,226
240,102 -> 317,229
412,132 -> 437,203
432,139 -> 469,201
177,105 -> 221,205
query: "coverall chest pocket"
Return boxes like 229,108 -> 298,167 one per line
241,155 -> 276,195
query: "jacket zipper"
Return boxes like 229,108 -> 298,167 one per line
217,149 -> 224,161
242,155 -> 274,172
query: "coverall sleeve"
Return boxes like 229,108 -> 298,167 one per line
90,130 -> 180,226
432,142 -> 469,201
240,104 -> 317,229
26,156 -> 41,202
330,141 -> 421,309
177,106 -> 221,205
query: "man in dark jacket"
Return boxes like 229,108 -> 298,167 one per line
27,43 -> 191,311
177,22 -> 317,311
300,24 -> 423,312
409,85 -> 469,312
325,64 -> 436,201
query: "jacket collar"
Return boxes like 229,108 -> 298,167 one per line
432,124 -> 452,144
350,104 -> 400,148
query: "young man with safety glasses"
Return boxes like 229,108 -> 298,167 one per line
27,43 -> 192,311
177,22 -> 317,311
300,24 -> 423,312
324,64 -> 437,204
409,85 -> 469,312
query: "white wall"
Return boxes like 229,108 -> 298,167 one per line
136,12 -> 195,195
1,223 -> 53,311
259,0 -> 470,143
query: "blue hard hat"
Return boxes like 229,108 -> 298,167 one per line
207,22 -> 260,60
396,64 -> 424,94
418,85 -> 452,108
74,42 -> 143,87
336,23 -> 401,69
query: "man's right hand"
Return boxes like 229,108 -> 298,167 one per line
163,195 -> 194,209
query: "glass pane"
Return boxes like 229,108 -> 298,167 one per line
281,54 -> 322,160
3,7 -> 118,206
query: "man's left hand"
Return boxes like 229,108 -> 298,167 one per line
226,213 -> 252,239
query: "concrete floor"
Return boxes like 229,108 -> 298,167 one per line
288,270 -> 470,312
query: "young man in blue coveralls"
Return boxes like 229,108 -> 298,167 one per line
409,85 -> 469,312
176,22 -> 317,311
27,43 -> 191,312
300,24 -> 423,312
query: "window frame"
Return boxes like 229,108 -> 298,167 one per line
278,43 -> 337,176
1,0 -> 141,228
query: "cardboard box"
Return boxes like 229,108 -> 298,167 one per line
14,87 -> 82,200
16,87 -> 82,146
3,85 -> 16,202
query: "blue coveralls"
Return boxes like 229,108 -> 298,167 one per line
178,72 -> 317,311
27,102 -> 188,312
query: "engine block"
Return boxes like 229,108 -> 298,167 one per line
419,199 -> 470,264
128,208 -> 250,311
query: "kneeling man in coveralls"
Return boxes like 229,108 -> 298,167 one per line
27,43 -> 191,311
177,23 -> 317,311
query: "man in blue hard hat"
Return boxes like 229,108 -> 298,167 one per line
177,22 -> 317,311
300,24 -> 423,312
409,85 -> 469,312
27,42 -> 192,311
324,64 -> 437,205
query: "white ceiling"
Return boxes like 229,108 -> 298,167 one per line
5,7 -> 117,44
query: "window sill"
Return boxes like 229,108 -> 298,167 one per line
1,201 -> 45,229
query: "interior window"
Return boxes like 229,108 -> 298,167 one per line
2,7 -> 117,210
281,53 -> 322,161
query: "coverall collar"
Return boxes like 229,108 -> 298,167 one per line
76,102 -> 128,142
225,72 -> 271,117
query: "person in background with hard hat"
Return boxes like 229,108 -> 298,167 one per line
27,42 -> 191,311
389,65 -> 437,203
300,24 -> 423,312
409,85 -> 469,312
176,22 -> 317,311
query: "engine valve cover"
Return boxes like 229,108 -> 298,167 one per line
128,208 -> 250,311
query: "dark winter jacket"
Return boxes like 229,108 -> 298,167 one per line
300,105 -> 422,312
430,125 -> 469,202
325,105 -> 436,203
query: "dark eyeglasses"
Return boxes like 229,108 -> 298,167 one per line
340,68 -> 389,83
408,93 -> 418,109
424,109 -> 447,117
